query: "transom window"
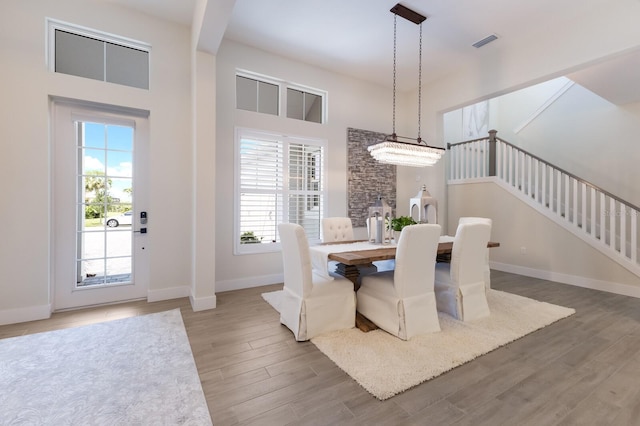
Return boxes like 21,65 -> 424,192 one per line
235,128 -> 326,254
286,88 -> 323,123
235,71 -> 326,124
47,19 -> 150,90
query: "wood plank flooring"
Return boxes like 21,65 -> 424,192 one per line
3,270 -> 640,425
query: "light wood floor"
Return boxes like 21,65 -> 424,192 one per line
3,270 -> 640,425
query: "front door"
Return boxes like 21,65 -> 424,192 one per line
52,101 -> 149,310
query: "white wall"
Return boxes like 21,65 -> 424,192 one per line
214,39 -> 394,291
501,86 -> 640,208
448,182 -> 640,294
0,0 -> 194,322
427,0 -> 640,293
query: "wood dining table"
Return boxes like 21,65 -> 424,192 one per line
321,239 -> 500,286
310,238 -> 500,332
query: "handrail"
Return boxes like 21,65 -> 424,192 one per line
450,133 -> 640,213
447,136 -> 490,149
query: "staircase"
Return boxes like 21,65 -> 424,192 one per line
447,130 -> 640,278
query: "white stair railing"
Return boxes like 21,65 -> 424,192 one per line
448,130 -> 640,276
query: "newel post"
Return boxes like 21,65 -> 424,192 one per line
488,129 -> 497,177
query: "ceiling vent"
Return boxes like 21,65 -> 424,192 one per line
472,34 -> 498,48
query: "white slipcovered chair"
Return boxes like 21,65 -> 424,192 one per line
278,223 -> 356,341
458,217 -> 492,290
321,217 -> 355,242
434,221 -> 491,322
357,224 -> 442,340
322,217 -> 378,276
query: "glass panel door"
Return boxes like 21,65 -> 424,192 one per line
53,101 -> 149,310
77,122 -> 134,287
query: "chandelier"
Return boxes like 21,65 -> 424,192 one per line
368,3 -> 445,167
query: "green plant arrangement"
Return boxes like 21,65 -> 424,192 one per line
240,231 -> 262,244
390,216 -> 417,231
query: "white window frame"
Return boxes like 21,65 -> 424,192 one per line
286,83 -> 328,124
235,70 -> 283,116
45,18 -> 151,88
234,127 -> 327,255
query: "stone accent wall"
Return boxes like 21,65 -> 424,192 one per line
347,128 -> 396,227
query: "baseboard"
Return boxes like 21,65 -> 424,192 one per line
216,273 -> 284,292
147,285 -> 191,303
189,293 -> 216,311
0,304 -> 51,326
491,261 -> 640,299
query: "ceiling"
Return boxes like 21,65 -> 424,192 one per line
102,0 -> 640,103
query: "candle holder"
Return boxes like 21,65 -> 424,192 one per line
367,196 -> 393,244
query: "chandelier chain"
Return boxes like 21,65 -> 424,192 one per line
392,14 -> 397,136
418,23 -> 422,141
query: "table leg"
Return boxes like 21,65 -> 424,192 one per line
334,262 -> 379,332
334,263 -> 362,290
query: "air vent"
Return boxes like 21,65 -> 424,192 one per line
472,34 -> 498,48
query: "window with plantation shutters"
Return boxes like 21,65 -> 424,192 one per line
236,128 -> 325,254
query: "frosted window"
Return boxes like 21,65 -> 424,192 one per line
53,27 -> 149,90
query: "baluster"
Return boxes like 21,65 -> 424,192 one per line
507,143 -> 512,184
495,142 -> 501,179
540,163 -> 547,207
609,197 -> 616,250
600,192 -> 606,243
556,169 -> 562,215
528,156 -> 532,197
620,204 -> 626,257
451,145 -> 456,180
610,197 -> 616,250
590,187 -> 596,237
464,144 -> 471,179
581,183 -> 587,234
572,179 -> 578,225
564,174 -> 570,222
533,158 -> 540,202
468,144 -> 473,179
482,139 -> 487,177
547,167 -> 553,211
474,141 -> 479,178
631,209 -> 637,264
514,150 -> 519,191
456,145 -> 461,180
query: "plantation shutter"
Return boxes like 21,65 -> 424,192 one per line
237,131 -> 324,252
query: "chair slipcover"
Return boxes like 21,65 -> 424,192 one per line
321,217 -> 378,276
278,223 -> 356,341
458,217 -> 492,290
321,217 -> 355,242
357,224 -> 442,340
434,222 -> 491,322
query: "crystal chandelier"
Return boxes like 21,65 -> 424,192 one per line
368,3 -> 445,168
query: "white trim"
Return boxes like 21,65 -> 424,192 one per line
189,293 -> 217,312
235,69 -> 284,87
46,18 -> 151,71
448,176 -> 494,185
147,285 -> 190,302
491,261 -> 640,299
285,83 -> 328,124
46,18 -> 151,90
513,79 -> 575,134
0,304 -> 51,326
216,273 -> 284,293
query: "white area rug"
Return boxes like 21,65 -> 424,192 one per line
0,309 -> 212,425
262,289 -> 575,400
